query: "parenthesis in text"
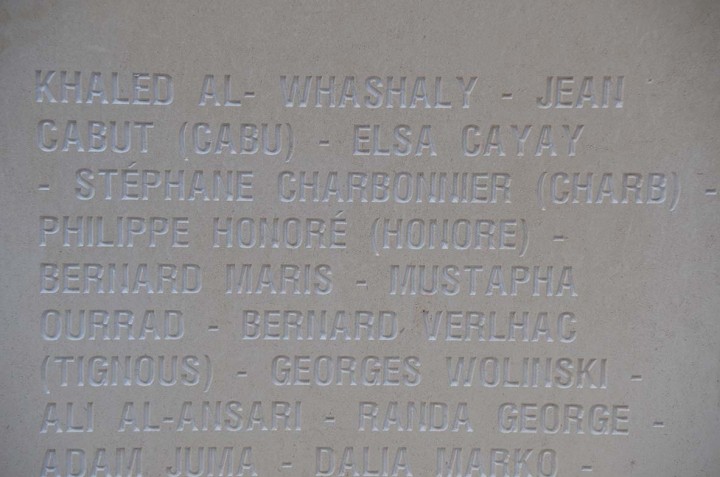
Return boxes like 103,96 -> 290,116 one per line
41,355 -> 50,394
179,122 -> 188,159
537,172 -> 547,211
520,219 -> 529,257
203,354 -> 213,393
670,172 -> 680,211
284,123 -> 294,163
371,218 -> 380,256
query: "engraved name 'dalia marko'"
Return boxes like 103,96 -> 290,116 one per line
315,446 -> 559,477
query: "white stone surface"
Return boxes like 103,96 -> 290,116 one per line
0,1 -> 718,476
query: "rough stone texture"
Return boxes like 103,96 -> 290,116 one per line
0,1 -> 718,476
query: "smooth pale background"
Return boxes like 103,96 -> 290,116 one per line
0,1 -> 718,476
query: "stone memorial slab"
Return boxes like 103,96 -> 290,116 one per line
0,1 -> 718,476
